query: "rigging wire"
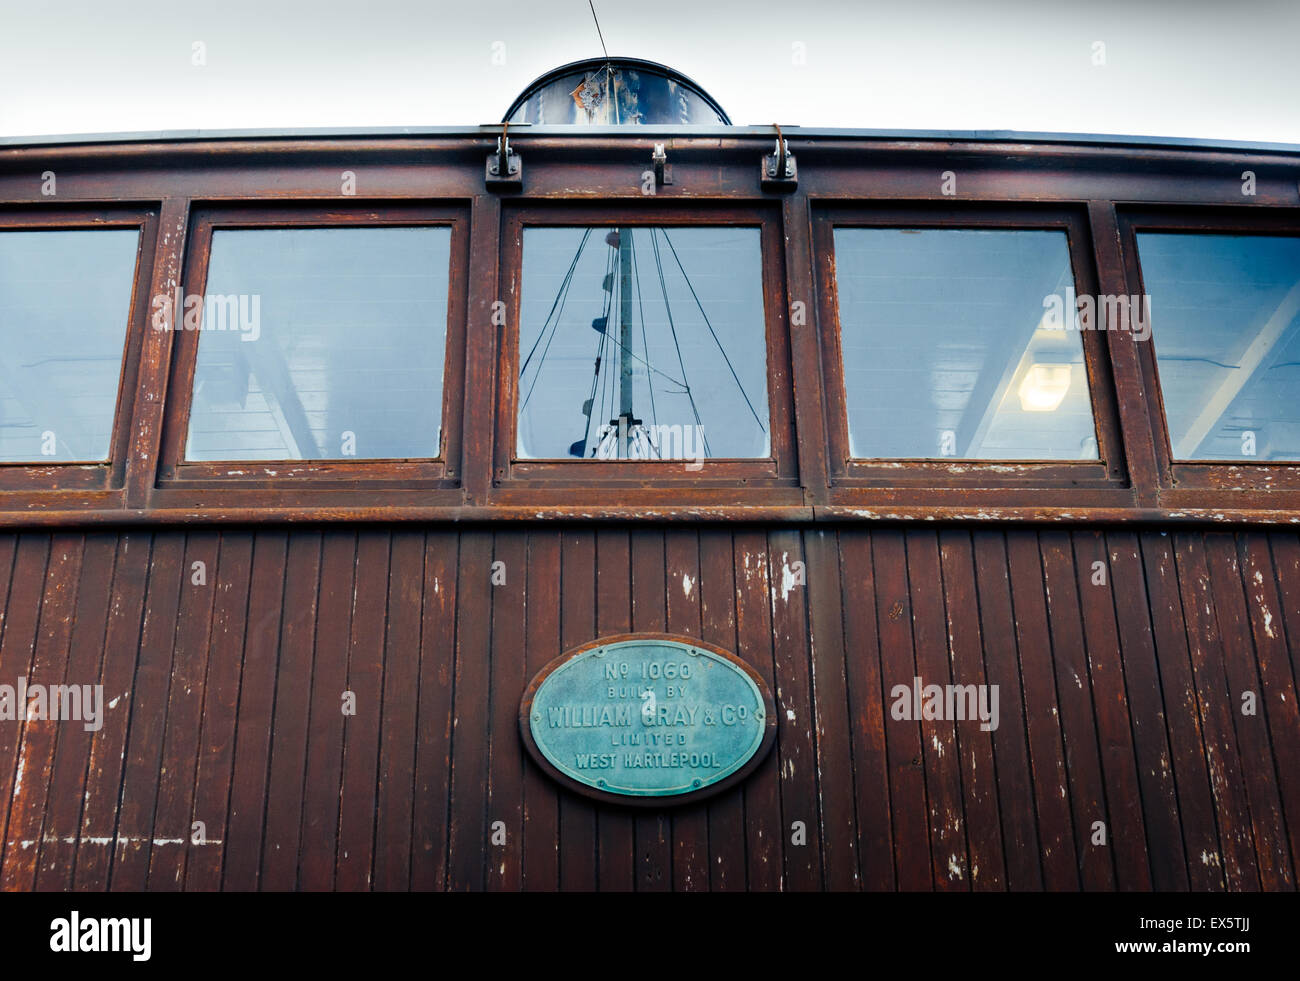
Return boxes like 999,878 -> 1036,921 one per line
519,228 -> 592,414
649,228 -> 712,458
659,228 -> 766,433
629,229 -> 659,433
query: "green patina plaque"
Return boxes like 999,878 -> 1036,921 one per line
520,634 -> 777,803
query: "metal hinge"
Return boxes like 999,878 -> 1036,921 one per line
761,124 -> 797,190
486,122 -> 522,190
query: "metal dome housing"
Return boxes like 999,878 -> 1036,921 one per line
503,57 -> 731,126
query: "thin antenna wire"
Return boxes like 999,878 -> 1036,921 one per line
588,0 -> 610,60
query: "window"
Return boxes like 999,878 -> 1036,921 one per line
831,227 -> 1098,461
184,225 -> 452,462
0,228 -> 139,462
516,225 -> 770,462
1136,231 -> 1300,462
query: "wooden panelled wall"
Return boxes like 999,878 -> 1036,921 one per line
0,523 -> 1297,891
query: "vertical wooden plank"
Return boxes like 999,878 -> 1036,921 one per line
733,530 -> 785,891
1268,534 -> 1300,689
1071,530 -> 1152,890
906,529 -> 970,891
298,530 -> 357,891
1172,532 -> 1259,890
1203,532 -> 1293,889
447,530 -> 493,891
1139,530 -> 1224,891
3,534 -> 83,891
664,529 -> 707,891
558,530 -> 598,891
144,532 -> 220,891
836,530 -> 893,891
373,531 -> 424,892
1004,531 -> 1079,890
768,529 -> 822,890
1040,530 -> 1115,890
699,528 -> 745,891
522,531 -> 561,891
1104,530 -> 1187,890
259,532 -> 322,891
594,529 -> 635,892
486,532 -> 527,891
971,530 -> 1043,891
803,528 -> 859,889
221,530 -> 288,891
110,532 -> 185,891
872,529 -> 930,890
35,533 -> 117,891
410,530 -> 459,891
0,535 -> 48,882
630,529 -> 671,892
335,531 -> 392,891
74,533 -> 150,891
183,533 -> 254,891
1243,534 -> 1300,881
938,529 -> 1007,892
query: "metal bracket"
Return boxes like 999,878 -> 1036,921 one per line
486,123 -> 522,190
652,142 -> 672,187
761,125 -> 797,189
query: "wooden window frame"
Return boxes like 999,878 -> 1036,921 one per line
0,204 -> 158,493
490,200 -> 801,501
1118,205 -> 1300,495
812,203 -> 1129,492
156,202 -> 470,492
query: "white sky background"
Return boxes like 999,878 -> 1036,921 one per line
1,0 -> 1297,142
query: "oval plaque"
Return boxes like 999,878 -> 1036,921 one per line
520,633 -> 777,805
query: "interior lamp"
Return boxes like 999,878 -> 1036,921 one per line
1018,363 -> 1072,412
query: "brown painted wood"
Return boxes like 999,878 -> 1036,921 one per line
767,530 -> 822,890
145,531 -> 219,891
259,531 -> 322,891
662,529 -> 708,890
1138,530 -> 1225,891
2,534 -> 83,891
1202,533 -> 1294,889
872,529 -> 931,890
73,533 -> 151,891
1071,530 -> 1152,889
486,532 -> 527,891
1005,531 -> 1080,890
906,529 -> 971,891
732,529 -> 785,891
0,524 -> 1295,892
35,533 -> 117,890
938,529 -> 1008,891
298,531 -> 356,890
1172,532 -> 1260,890
222,530 -> 288,891
335,531 -> 391,891
521,531 -> 561,891
970,530 -> 1044,890
629,529 -> 671,891
1103,530 -> 1187,890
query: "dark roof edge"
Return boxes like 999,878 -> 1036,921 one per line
2,124 -> 1298,155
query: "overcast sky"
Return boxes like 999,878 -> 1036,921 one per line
2,0 -> 1296,142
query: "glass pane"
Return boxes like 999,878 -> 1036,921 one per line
1137,232 -> 1300,461
833,227 -> 1098,460
0,229 -> 138,462
185,226 -> 451,461
516,226 -> 770,461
